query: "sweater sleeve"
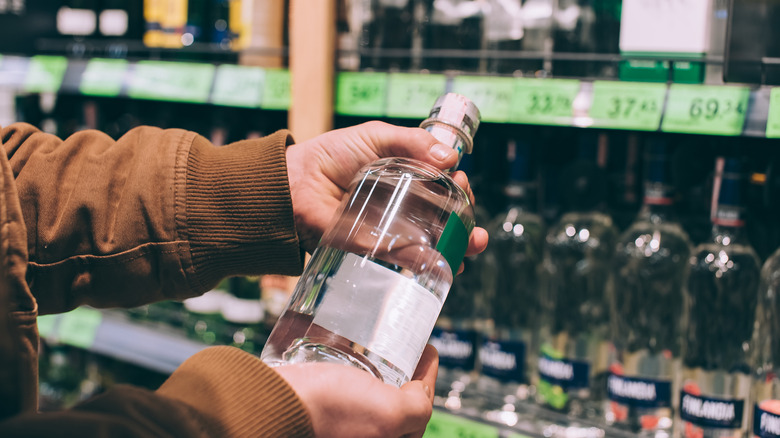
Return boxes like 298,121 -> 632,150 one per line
2,123 -> 303,315
0,347 -> 315,438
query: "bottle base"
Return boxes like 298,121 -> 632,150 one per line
280,337 -> 384,380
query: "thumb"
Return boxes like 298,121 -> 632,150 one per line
357,122 -> 459,170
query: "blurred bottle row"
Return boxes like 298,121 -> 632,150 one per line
431,129 -> 780,437
4,1 -> 780,83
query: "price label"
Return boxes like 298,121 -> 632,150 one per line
36,314 -> 59,339
766,88 -> 780,138
661,84 -> 750,136
423,410 -> 499,438
452,76 -> 514,123
79,58 -> 128,97
260,68 -> 290,110
58,307 -> 102,350
589,81 -> 667,131
25,56 -> 68,93
510,78 -> 580,126
386,73 -> 447,119
211,64 -> 264,108
128,61 -> 215,103
336,72 -> 388,116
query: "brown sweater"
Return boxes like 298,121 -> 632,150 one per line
0,123 -> 314,437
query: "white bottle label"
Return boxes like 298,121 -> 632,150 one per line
312,252 -> 442,381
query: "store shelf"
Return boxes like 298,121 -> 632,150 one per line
37,307 -> 207,375
335,70 -> 776,138
0,54 -> 291,110
3,54 -> 778,138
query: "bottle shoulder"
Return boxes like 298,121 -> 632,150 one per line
617,220 -> 692,248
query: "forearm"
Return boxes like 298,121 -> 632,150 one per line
2,123 -> 303,314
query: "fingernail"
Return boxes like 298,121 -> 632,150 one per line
430,143 -> 454,161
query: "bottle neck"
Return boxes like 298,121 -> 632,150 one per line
710,204 -> 747,244
638,182 -> 676,223
504,181 -> 537,212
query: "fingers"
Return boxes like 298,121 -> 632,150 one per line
357,121 -> 459,170
466,227 -> 489,257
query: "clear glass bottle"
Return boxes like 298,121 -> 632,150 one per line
678,157 -> 761,438
536,138 -> 617,420
474,139 -> 545,426
751,246 -> 780,438
606,140 -> 692,436
260,93 -> 481,387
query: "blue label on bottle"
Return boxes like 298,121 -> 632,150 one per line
479,339 -> 525,383
754,403 -> 780,437
679,391 -> 745,429
607,373 -> 672,408
428,327 -> 477,371
537,353 -> 589,389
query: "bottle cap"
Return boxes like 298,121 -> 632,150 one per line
420,93 -> 481,156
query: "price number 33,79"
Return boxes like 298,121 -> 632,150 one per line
606,96 -> 658,119
527,92 -> 571,115
688,97 -> 746,121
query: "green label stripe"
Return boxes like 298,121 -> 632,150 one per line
79,58 -> 128,97
336,71 -> 388,116
260,68 -> 290,110
661,84 -> 750,136
128,61 -> 215,103
58,307 -> 103,349
589,81 -> 667,131
423,410 -> 499,438
436,211 -> 470,277
452,76 -> 514,123
386,73 -> 447,119
510,78 -> 581,126
211,64 -> 264,108
766,88 -> 780,138
24,55 -> 68,93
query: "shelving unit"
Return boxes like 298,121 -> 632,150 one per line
4,54 -> 777,138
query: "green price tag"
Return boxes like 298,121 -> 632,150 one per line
36,314 -> 59,339
510,78 -> 580,126
589,81 -> 667,131
128,61 -> 215,103
211,64 -> 264,108
336,72 -> 388,116
25,56 -> 68,93
423,410 -> 499,438
79,58 -> 128,97
766,88 -> 780,138
58,307 -> 102,350
260,68 -> 290,110
386,73 -> 447,119
452,76 -> 514,123
661,84 -> 750,136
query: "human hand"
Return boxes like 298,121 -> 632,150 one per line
274,344 -> 439,438
285,121 -> 489,256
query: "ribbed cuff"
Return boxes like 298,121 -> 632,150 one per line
181,130 -> 303,290
157,346 -> 314,438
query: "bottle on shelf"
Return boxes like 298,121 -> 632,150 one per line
752,245 -> 780,438
475,138 -> 546,426
260,93 -> 481,388
678,157 -> 762,438
605,138 -> 692,435
536,132 -> 617,421
421,0 -> 484,72
182,288 -> 228,346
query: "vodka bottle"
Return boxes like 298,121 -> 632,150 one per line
260,94 -> 481,387
606,140 -> 692,435
679,157 -> 761,438
536,143 -> 618,420
473,139 -> 545,425
752,246 -> 780,438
